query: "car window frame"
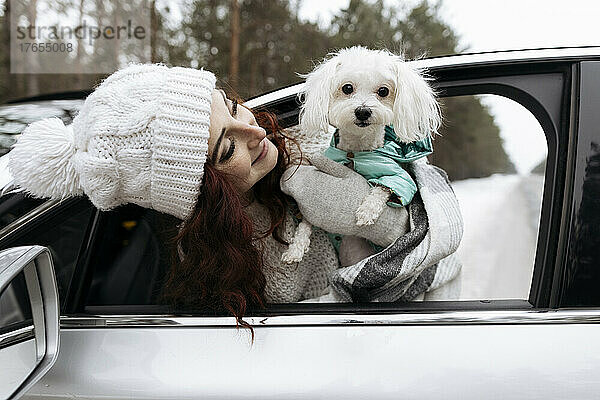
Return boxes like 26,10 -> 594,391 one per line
249,60 -> 575,313
432,64 -> 573,310
74,61 -> 574,317
0,59 -> 582,321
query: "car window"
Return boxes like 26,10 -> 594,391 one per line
79,92 -> 547,312
0,199 -> 94,311
433,94 -> 546,301
285,92 -> 547,303
84,205 -> 179,307
0,99 -> 84,230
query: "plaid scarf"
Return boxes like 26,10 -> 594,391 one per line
329,159 -> 463,302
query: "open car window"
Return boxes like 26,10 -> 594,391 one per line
79,90 -> 549,313
437,94 -> 545,301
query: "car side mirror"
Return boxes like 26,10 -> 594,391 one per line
0,246 -> 59,400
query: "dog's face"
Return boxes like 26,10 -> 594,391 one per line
328,62 -> 396,136
299,46 -> 441,144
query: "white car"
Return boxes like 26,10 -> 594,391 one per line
1,47 -> 600,399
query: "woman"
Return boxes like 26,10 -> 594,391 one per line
7,64 -> 456,333
161,76 -> 413,322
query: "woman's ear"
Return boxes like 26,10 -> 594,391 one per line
392,60 -> 441,142
298,56 -> 340,134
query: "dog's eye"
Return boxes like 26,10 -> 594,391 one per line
377,87 -> 390,97
341,84 -> 354,95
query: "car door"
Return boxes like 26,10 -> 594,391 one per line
3,56 -> 599,399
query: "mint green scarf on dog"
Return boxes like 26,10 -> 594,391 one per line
323,125 -> 433,207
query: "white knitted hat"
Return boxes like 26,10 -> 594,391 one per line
8,64 -> 216,220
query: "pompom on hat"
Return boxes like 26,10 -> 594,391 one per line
8,64 -> 216,220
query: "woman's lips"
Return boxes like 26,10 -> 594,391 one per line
252,139 -> 267,165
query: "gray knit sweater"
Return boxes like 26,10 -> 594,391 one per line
244,200 -> 339,303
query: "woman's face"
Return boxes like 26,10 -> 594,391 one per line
207,89 -> 279,195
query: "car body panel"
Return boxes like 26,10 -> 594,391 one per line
25,321 -> 600,399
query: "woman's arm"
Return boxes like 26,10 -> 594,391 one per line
280,153 -> 410,247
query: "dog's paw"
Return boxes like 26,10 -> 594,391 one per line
356,187 -> 389,226
355,203 -> 380,226
281,245 -> 305,264
281,220 -> 312,264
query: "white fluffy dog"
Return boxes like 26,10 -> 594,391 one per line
282,46 -> 441,265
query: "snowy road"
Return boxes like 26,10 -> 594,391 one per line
451,174 -> 544,300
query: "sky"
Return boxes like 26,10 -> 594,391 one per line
298,0 -> 600,173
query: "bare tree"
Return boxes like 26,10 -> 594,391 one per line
2,0 -> 16,100
26,0 -> 39,95
150,0 -> 157,63
229,0 -> 240,92
76,0 -> 85,87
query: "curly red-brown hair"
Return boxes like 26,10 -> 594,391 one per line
162,110 -> 301,339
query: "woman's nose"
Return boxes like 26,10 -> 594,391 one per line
244,124 -> 267,148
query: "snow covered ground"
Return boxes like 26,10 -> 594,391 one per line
451,173 -> 545,300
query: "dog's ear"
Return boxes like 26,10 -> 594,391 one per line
299,56 -> 340,134
392,60 -> 441,142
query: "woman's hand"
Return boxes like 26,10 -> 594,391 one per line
280,153 -> 410,247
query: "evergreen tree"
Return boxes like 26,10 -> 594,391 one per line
329,0 -> 400,52
398,0 -> 463,58
177,0 -> 333,98
432,96 -> 516,180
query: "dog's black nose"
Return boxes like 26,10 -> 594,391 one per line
354,107 -> 372,121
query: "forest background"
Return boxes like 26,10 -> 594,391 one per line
0,0 -> 521,180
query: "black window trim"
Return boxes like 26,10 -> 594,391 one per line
434,71 -> 571,310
